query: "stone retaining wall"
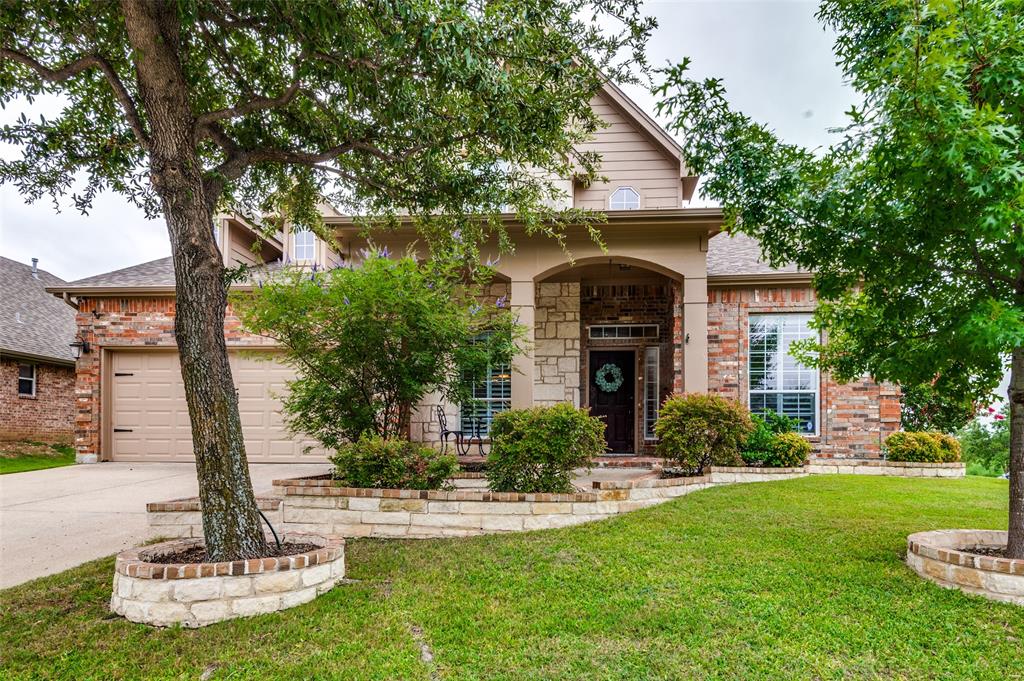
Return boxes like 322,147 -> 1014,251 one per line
111,533 -> 345,627
906,529 -> 1023,606
808,458 -> 965,478
147,498 -> 283,540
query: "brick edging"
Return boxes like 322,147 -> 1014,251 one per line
907,530 -> 1021,576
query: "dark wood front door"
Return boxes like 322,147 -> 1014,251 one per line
589,350 -> 635,454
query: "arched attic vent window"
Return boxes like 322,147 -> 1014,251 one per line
609,186 -> 640,210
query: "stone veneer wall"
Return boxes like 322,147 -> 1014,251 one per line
0,357 -> 75,441
707,285 -> 901,458
72,296 -> 279,462
534,282 -> 581,406
907,529 -> 1023,606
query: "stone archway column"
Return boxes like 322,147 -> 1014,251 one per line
510,280 -> 535,408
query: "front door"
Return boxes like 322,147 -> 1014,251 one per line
588,350 -> 635,454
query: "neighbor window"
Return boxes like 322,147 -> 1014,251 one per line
748,314 -> 818,434
461,334 -> 511,437
292,230 -> 316,261
609,186 -> 640,210
644,346 -> 660,440
17,364 -> 36,396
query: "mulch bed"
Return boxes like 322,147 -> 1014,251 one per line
961,546 -> 1009,559
149,542 -> 321,565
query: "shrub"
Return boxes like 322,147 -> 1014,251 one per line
655,394 -> 752,475
883,431 -> 944,462
742,409 -> 800,465
764,431 -> 812,467
330,433 -> 458,490
486,404 -> 605,493
957,406 -> 1009,475
929,432 -> 962,463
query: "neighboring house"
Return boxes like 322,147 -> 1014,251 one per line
1,257 -> 77,442
47,82 -> 899,464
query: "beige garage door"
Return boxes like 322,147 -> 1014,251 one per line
108,350 -> 325,462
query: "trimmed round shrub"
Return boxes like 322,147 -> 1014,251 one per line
929,432 -> 962,463
764,431 -> 812,467
883,431 -> 943,463
330,433 -> 458,490
655,394 -> 753,475
486,403 -> 606,493
742,409 -> 801,465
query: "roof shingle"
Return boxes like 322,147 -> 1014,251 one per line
0,257 -> 77,364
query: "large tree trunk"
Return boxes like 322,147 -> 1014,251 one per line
121,0 -> 267,561
1008,346 -> 1024,558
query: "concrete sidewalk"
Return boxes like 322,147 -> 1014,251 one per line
0,462 -> 329,589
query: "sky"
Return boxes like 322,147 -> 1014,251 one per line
0,0 -> 855,282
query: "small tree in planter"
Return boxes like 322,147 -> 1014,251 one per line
237,252 -> 524,448
655,394 -> 753,476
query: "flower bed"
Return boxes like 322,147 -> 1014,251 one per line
111,533 -> 345,628
906,529 -> 1023,606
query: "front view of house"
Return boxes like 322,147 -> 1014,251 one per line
48,82 -> 899,464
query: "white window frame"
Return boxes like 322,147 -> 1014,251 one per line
747,314 -> 819,435
460,333 -> 511,437
292,230 -> 316,261
17,363 -> 36,397
609,186 -> 640,210
643,346 -> 659,440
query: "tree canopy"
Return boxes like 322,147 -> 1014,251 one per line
656,0 -> 1024,554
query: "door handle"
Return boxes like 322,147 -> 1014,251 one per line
113,428 -> 133,433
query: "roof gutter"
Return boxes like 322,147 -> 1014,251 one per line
707,271 -> 814,286
0,349 -> 76,368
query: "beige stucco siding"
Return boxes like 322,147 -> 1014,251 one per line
574,93 -> 681,210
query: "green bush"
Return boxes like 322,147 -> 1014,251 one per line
655,394 -> 752,475
930,432 -> 962,463
957,408 -> 1008,475
883,431 -> 944,463
764,431 -> 812,467
486,404 -> 606,493
330,433 -> 458,490
742,409 -> 800,465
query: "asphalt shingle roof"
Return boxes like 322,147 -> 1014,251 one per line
0,257 -> 77,364
706,232 -> 802,277
63,256 -> 177,288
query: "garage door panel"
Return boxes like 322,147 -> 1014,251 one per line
110,350 -> 325,463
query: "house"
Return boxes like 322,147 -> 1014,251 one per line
47,82 -> 900,464
1,256 -> 77,442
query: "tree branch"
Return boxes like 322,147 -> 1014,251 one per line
1,48 -> 149,147
195,50 -> 307,127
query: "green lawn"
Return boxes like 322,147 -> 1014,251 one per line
1,476 -> 1021,680
0,442 -> 75,475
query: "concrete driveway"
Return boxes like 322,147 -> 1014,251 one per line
0,462 -> 329,589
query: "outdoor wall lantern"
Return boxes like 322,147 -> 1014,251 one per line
69,338 -> 91,359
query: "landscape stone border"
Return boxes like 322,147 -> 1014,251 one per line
111,532 -> 345,627
906,529 -> 1023,606
808,458 -> 964,477
146,497 -> 282,538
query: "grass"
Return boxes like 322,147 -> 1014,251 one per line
0,441 -> 75,474
1,475 -> 1021,680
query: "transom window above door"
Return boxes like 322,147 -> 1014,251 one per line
748,314 -> 818,434
588,324 -> 658,339
292,230 -> 316,261
609,186 -> 640,210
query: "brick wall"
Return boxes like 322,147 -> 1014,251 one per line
0,357 -> 75,442
707,284 -> 900,458
72,296 -> 277,462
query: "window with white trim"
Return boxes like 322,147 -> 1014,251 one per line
17,364 -> 36,396
292,230 -> 316,261
461,333 -> 511,436
609,186 -> 640,210
589,324 -> 659,339
644,346 -> 659,440
748,314 -> 818,434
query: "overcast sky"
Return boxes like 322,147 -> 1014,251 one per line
0,0 -> 855,282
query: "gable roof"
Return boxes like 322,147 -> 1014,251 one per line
0,257 -> 77,365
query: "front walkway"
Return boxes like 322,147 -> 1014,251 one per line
0,462 -> 329,589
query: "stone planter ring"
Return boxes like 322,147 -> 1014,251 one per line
111,533 -> 345,627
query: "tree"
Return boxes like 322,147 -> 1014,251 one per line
899,382 -> 979,434
0,0 -> 652,560
958,406 -> 1011,477
656,1 -> 1024,555
235,251 -> 523,447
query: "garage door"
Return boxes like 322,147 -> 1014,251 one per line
108,350 -> 326,462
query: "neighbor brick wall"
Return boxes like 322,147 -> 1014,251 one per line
72,296 -> 276,462
707,284 -> 900,458
0,357 -> 75,442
